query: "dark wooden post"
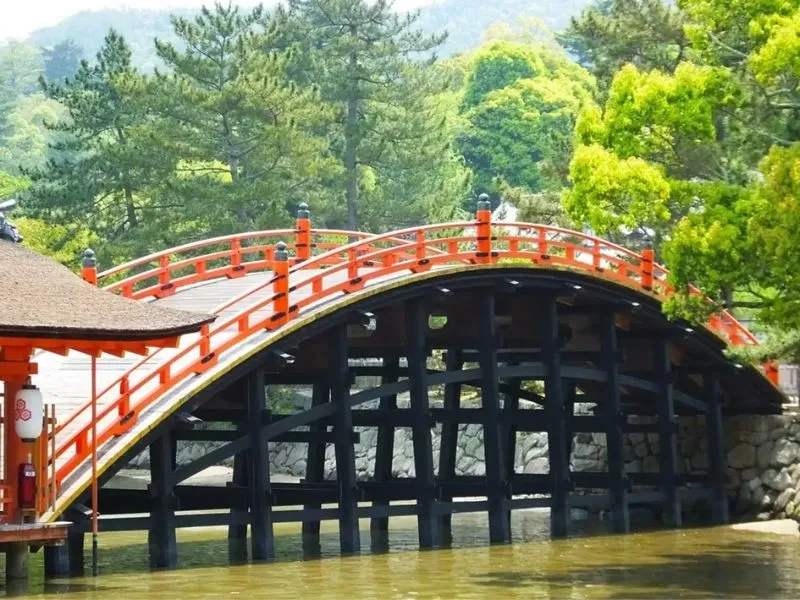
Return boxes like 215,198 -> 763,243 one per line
543,294 -> 570,537
564,383 -> 576,466
503,368 -> 521,531
45,514 -> 85,577
330,325 -> 360,554
371,355 -> 400,544
148,432 -> 177,569
406,298 -> 439,549
438,349 -> 462,540
228,440 -> 249,562
601,309 -> 629,533
302,382 -> 329,553
249,368 -> 274,560
478,290 -> 511,544
655,336 -> 681,527
706,370 -> 729,524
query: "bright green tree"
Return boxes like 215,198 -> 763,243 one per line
563,62 -> 739,248
457,40 -> 596,201
0,94 -> 64,174
0,42 -> 44,137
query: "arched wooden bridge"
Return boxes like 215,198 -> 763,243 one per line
34,203 -> 783,572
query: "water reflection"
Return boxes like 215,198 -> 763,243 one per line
5,510 -> 800,598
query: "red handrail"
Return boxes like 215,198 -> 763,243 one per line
50,218 -> 770,515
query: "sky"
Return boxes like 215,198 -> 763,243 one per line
0,0 -> 436,42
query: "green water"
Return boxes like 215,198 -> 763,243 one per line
9,512 -> 800,598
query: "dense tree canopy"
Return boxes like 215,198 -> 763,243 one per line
4,0 -> 800,364
457,40 -> 595,201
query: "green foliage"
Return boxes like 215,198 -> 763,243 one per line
0,94 -> 64,174
15,217 -> 99,267
0,42 -> 44,136
25,31 -> 170,263
286,0 -> 468,231
563,142 -> 671,235
152,3 -> 334,235
457,40 -> 595,200
564,62 -> 739,247
562,0 -> 690,92
0,170 -> 30,198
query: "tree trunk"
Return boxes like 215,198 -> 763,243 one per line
344,47 -> 359,231
124,185 -> 138,229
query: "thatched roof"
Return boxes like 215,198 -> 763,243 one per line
0,242 -> 214,340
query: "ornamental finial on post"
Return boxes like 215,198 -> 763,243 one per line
81,248 -> 98,286
477,193 -> 491,212
297,202 -> 310,219
275,241 -> 289,262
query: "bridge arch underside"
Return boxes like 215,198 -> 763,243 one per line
61,269 -> 783,569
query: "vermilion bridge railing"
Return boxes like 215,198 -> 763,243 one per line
51,203 -> 776,507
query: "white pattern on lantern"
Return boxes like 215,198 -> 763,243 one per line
15,384 -> 43,442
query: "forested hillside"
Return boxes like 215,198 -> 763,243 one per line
25,0 -> 593,68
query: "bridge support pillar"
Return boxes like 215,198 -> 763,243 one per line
249,367 -> 274,561
602,310 -> 630,533
503,368 -> 521,533
706,371 -> 729,524
330,325 -> 360,555
655,336 -> 682,528
148,432 -> 177,569
438,349 -> 462,544
370,355 -> 399,553
45,516 -> 85,578
302,382 -> 329,556
228,448 -> 249,562
478,290 -> 511,544
544,294 -> 571,538
407,299 -> 439,549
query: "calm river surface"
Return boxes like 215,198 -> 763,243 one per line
12,511 -> 800,598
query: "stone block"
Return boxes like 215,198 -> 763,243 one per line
742,468 -> 758,481
775,488 -> 795,512
727,443 -> 756,469
523,457 -> 549,474
763,468 -> 792,492
757,441 -> 774,469
634,442 -> 649,458
642,456 -> 659,474
629,433 -> 646,445
752,485 -> 765,507
770,439 -> 800,467
624,460 -> 642,474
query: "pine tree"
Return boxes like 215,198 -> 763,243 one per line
25,31 -> 167,256
152,3 -> 334,233
286,0 -> 468,230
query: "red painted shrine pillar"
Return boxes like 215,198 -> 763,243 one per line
1,346 -> 35,522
